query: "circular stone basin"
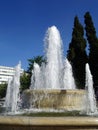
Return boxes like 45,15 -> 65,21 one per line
22,89 -> 86,111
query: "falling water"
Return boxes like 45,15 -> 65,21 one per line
4,78 -> 13,111
4,62 -> 21,113
85,63 -> 97,114
30,62 -> 44,89
44,26 -> 63,89
63,58 -> 76,89
11,62 -> 21,112
30,69 -> 34,89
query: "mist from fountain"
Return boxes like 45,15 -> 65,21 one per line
85,63 -> 97,114
4,62 -> 21,113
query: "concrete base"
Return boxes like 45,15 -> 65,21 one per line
0,116 -> 98,130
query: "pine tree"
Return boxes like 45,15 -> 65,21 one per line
67,16 -> 87,88
84,12 -> 98,87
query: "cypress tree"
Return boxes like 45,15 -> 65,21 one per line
67,16 -> 87,89
84,12 -> 98,88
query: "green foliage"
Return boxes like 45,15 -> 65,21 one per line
20,72 -> 31,92
67,16 -> 88,88
0,83 -> 7,98
84,12 -> 98,87
27,56 -> 46,74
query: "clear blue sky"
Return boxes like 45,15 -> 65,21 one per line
0,0 -> 98,70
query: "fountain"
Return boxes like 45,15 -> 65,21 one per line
2,26 -> 97,114
0,26 -> 98,130
22,26 -> 86,112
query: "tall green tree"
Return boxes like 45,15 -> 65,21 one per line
84,12 -> 98,87
67,16 -> 88,88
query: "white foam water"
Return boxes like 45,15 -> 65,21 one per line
63,58 -> 76,89
30,26 -> 76,90
4,62 -> 21,113
85,63 -> 97,114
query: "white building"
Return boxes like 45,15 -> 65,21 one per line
0,66 -> 24,84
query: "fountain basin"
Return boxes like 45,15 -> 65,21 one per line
22,89 -> 86,111
0,116 -> 98,130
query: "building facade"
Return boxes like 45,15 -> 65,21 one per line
0,66 -> 24,84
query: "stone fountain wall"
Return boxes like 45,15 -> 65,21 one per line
0,116 -> 98,130
22,89 -> 86,111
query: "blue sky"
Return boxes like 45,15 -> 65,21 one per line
0,0 -> 98,70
